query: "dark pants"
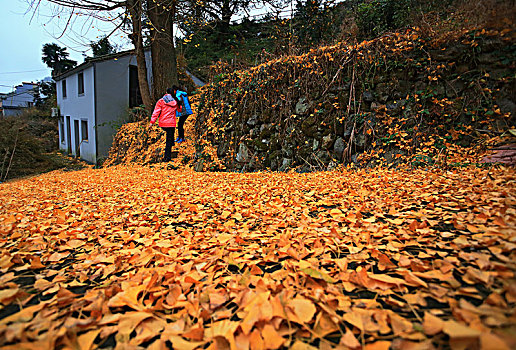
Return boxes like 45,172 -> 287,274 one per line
177,114 -> 189,140
161,127 -> 175,161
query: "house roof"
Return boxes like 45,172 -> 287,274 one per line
53,48 -> 205,87
53,48 -> 142,81
53,61 -> 92,81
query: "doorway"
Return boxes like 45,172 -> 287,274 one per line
129,65 -> 143,108
74,119 -> 80,158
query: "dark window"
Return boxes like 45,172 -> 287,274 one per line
60,118 -> 65,143
66,116 -> 71,153
81,120 -> 88,141
62,80 -> 67,98
78,72 -> 84,95
129,65 -> 143,108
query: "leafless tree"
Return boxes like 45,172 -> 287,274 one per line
28,0 -> 180,108
28,0 -> 288,107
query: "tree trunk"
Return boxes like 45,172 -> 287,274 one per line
147,0 -> 178,101
128,0 -> 153,110
219,0 -> 232,36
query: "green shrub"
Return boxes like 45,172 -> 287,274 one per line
356,0 -> 415,38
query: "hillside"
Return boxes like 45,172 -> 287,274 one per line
105,23 -> 515,171
0,115 -> 86,181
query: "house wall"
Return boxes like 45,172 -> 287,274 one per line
56,50 -> 153,164
57,66 -> 96,163
1,83 -> 38,116
94,51 -> 152,161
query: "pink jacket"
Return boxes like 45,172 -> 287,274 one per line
150,94 -> 181,127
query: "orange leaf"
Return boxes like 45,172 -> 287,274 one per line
66,239 -> 86,249
235,332 -> 250,350
241,306 -> 260,335
249,328 -> 264,350
77,329 -> 100,350
442,320 -> 481,339
34,278 -> 54,291
390,313 -> 413,335
340,328 -> 361,349
314,312 -> 339,337
364,340 -> 391,350
0,288 -> 19,304
29,256 -> 45,269
290,341 -> 318,350
205,320 -> 239,348
115,312 -> 154,344
343,311 -> 364,331
165,335 -> 204,350
286,297 -> 316,324
183,325 -> 204,341
479,332 -> 510,350
423,312 -> 444,335
368,273 -> 405,286
46,252 -> 70,262
401,270 -> 428,288
209,292 -> 227,310
262,324 -> 285,349
0,303 -> 45,325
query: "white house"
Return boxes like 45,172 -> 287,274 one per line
54,50 -> 153,164
55,49 -> 205,165
0,82 -> 38,116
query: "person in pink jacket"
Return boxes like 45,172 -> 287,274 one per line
150,88 -> 182,162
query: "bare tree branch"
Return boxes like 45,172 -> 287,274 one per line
56,5 -> 75,39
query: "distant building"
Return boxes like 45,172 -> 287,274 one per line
0,82 -> 38,116
54,49 -> 204,165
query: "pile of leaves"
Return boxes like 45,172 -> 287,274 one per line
104,97 -> 225,171
0,165 -> 515,349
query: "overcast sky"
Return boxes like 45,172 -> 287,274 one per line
0,0 -> 130,93
0,1 -> 290,94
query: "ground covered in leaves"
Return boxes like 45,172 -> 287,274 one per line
0,166 -> 515,349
